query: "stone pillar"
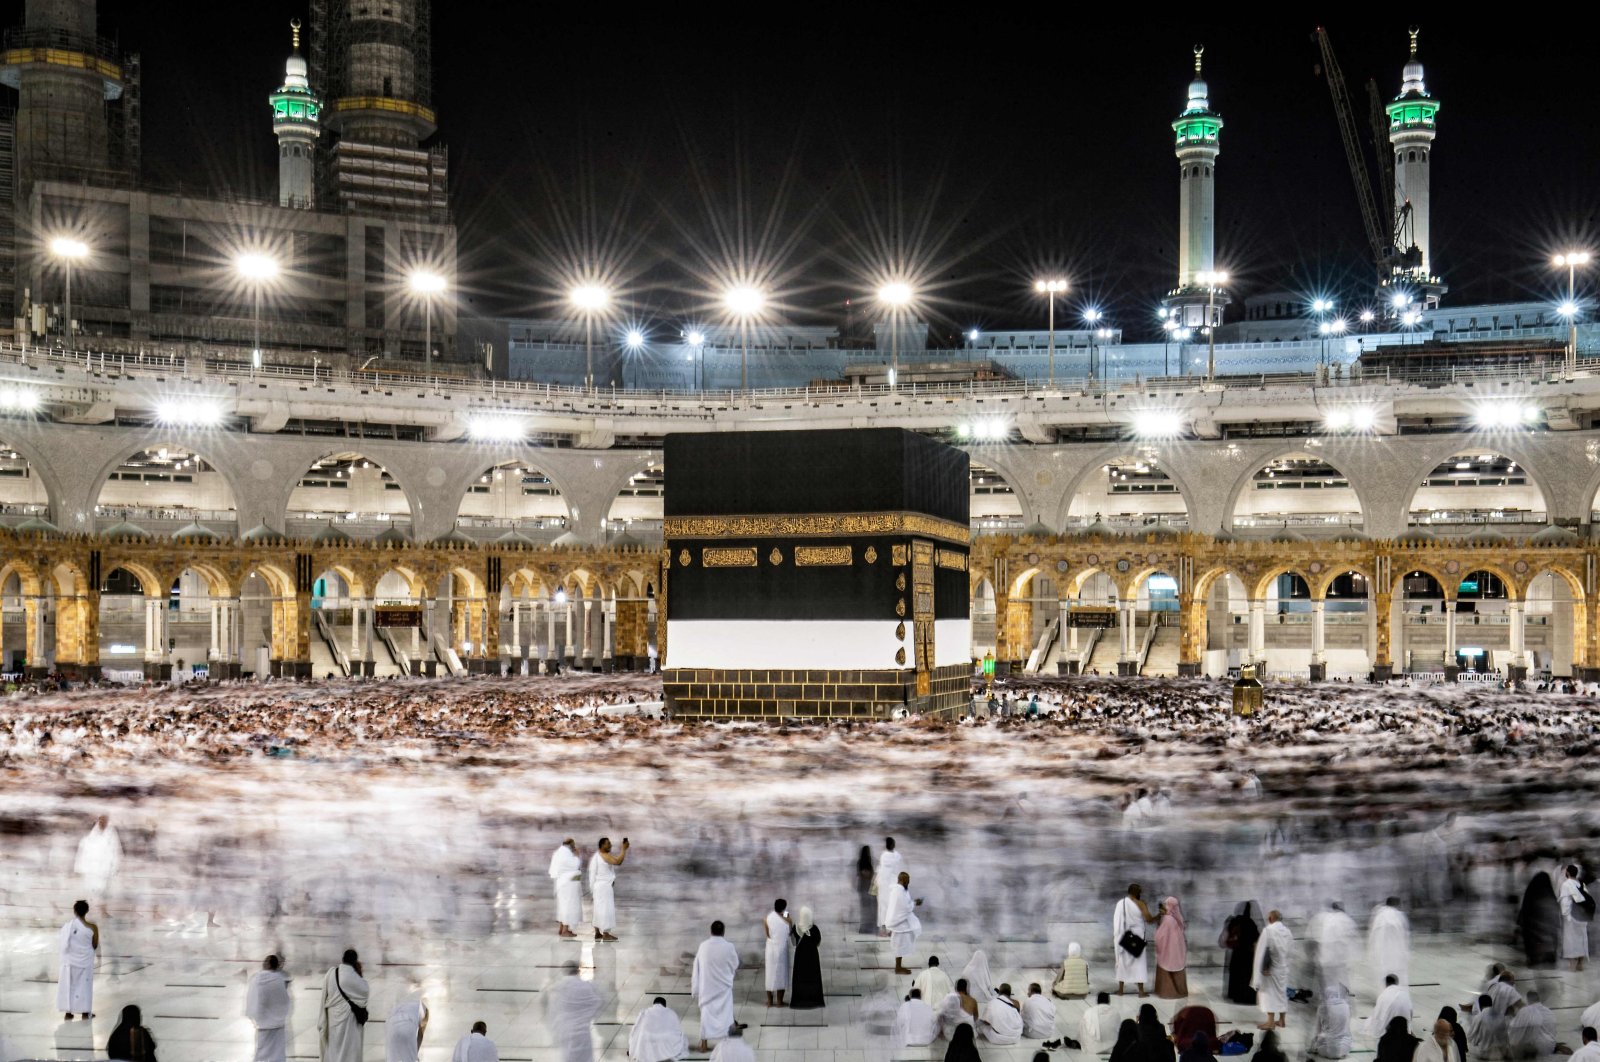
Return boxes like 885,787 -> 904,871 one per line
547,598 -> 559,674
1308,599 -> 1327,682
1116,601 -> 1136,676
1059,594 -> 1076,675
1442,599 -> 1459,681
1248,600 -> 1266,667
1372,591 -> 1394,681
1177,593 -> 1204,677
209,600 -> 222,675
1507,601 -> 1527,681
482,600 -> 500,674
511,600 -> 523,662
602,601 -> 614,673
564,599 -> 576,666
362,599 -> 376,676
579,598 -> 594,670
143,597 -> 167,680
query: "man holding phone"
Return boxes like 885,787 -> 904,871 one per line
590,837 -> 630,942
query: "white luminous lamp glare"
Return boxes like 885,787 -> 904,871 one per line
235,253 -> 279,281
570,285 -> 610,311
1033,278 -> 1067,294
408,270 -> 447,295
467,414 -> 527,442
967,329 -> 980,341
1558,300 -> 1579,318
1331,318 -> 1347,334
723,286 -> 765,315
625,329 -> 645,349
554,589 -> 567,605
1350,406 -> 1376,431
154,398 -> 224,427
1360,310 -> 1376,323
1084,308 -> 1102,324
0,386 -> 40,411
1312,298 -> 1334,313
686,330 -> 705,346
50,237 -> 89,260
1132,410 -> 1182,438
876,282 -> 913,307
1391,293 -> 1411,310
1554,252 -> 1592,267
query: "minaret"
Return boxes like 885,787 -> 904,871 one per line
1384,27 -> 1444,306
1164,47 -> 1230,329
270,19 -> 320,209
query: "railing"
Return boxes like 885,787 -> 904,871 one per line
1063,514 -> 1190,531
1232,514 -> 1364,529
1407,510 -> 1550,527
312,611 -> 352,676
1135,616 -> 1160,672
5,338 -> 1600,415
285,514 -> 413,539
376,626 -> 411,676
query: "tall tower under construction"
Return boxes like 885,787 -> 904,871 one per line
309,0 -> 448,220
0,0 -> 140,320
1384,27 -> 1444,308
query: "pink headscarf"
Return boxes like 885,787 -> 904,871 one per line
1155,895 -> 1188,971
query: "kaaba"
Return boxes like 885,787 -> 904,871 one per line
660,428 -> 971,720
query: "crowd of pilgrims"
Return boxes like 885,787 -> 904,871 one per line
5,673 -> 1600,1062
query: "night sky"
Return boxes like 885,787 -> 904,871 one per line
23,6 -> 1600,340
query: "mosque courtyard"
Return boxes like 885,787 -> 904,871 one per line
0,675 -> 1596,1062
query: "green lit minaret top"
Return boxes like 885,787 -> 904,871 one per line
1386,27 -> 1439,131
1172,46 -> 1222,148
270,19 -> 321,137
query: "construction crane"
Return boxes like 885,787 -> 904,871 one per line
1314,27 -> 1402,280
1367,78 -> 1396,226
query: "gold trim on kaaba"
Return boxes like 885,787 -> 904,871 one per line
702,547 -> 758,568
895,572 -> 906,591
895,647 -> 906,665
895,621 -> 906,641
895,598 -> 906,617
664,511 -> 969,545
795,545 -> 852,567
769,548 -> 784,565
864,546 -> 878,564
677,549 -> 692,566
891,544 -> 908,566
936,549 -> 968,571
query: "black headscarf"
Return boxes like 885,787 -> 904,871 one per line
1139,1003 -> 1175,1062
1254,1030 -> 1288,1062
1110,1019 -> 1142,1062
1377,1016 -> 1420,1062
1516,873 -> 1560,967
107,1005 -> 158,1062
945,1022 -> 983,1062
1439,1007 -> 1469,1062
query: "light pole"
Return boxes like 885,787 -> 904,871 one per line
409,271 -> 447,371
49,237 -> 89,351
1083,308 -> 1102,384
235,253 -> 279,370
1196,270 -> 1228,382
686,330 -> 705,389
1554,252 -> 1590,373
1162,317 -> 1177,375
1034,278 -> 1067,386
722,287 -> 765,391
877,282 -> 913,387
570,285 -> 611,390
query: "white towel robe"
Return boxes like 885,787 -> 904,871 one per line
887,885 -> 922,961
1368,905 -> 1411,993
1560,878 -> 1590,960
1364,984 -> 1414,1039
710,1038 -> 755,1062
979,998 -> 1024,1044
629,1003 -> 688,1062
246,969 -> 293,1062
590,853 -> 617,932
691,936 -> 740,1043
385,1000 -> 427,1062
764,912 -> 792,991
1251,921 -> 1293,1015
875,850 -> 905,927
550,845 -> 584,926
452,1032 -> 499,1062
1112,897 -> 1148,985
56,918 -> 95,1014
317,964 -> 369,1062
1021,995 -> 1056,1039
893,999 -> 939,1047
546,975 -> 604,1062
